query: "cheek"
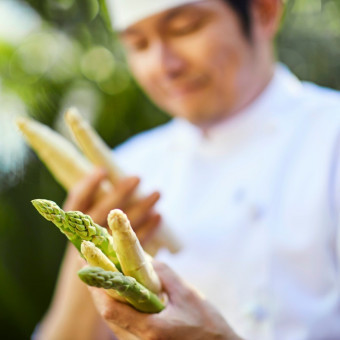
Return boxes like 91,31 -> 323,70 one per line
212,42 -> 244,99
128,55 -> 159,95
193,32 -> 246,106
187,25 -> 246,77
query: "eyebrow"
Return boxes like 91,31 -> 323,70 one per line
161,4 -> 204,25
120,3 -> 206,38
119,28 -> 140,39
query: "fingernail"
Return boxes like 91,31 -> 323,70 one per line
129,176 -> 140,186
154,213 -> 161,223
152,191 -> 160,199
95,167 -> 107,177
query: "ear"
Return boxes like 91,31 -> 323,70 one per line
251,0 -> 283,40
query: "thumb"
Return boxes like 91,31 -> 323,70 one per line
153,261 -> 206,303
88,286 -> 148,336
153,261 -> 195,300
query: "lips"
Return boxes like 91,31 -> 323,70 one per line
162,75 -> 208,98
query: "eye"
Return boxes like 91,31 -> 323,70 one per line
124,38 -> 149,53
169,20 -> 202,36
167,13 -> 206,36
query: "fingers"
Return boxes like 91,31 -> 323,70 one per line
152,261 -> 193,303
89,287 -> 149,337
88,177 -> 140,226
106,323 -> 139,340
125,192 -> 161,228
63,168 -> 162,244
135,213 -> 161,246
63,168 -> 107,212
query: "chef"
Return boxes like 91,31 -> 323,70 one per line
36,0 -> 340,339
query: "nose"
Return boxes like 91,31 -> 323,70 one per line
159,42 -> 188,79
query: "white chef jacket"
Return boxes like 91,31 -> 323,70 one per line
114,64 -> 340,340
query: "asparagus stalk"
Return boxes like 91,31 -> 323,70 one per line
78,267 -> 165,313
32,199 -> 120,269
16,116 -> 112,199
108,209 -> 161,294
65,108 -> 181,255
81,241 -> 126,302
16,118 -> 92,190
31,199 -> 82,252
65,108 -> 123,185
81,241 -> 118,272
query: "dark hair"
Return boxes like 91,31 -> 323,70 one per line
223,0 -> 251,36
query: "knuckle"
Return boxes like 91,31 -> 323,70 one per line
143,319 -> 167,340
145,331 -> 162,340
107,189 -> 129,207
119,179 -> 138,195
146,330 -> 169,340
182,289 -> 195,301
101,305 -> 117,321
149,215 -> 160,228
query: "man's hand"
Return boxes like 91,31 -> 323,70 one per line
89,262 -> 242,340
35,170 -> 162,339
63,168 -> 161,245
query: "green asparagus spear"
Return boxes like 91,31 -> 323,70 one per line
31,199 -> 120,269
64,210 -> 121,269
31,199 -> 82,252
78,267 -> 165,313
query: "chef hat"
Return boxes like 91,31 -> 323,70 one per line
106,0 -> 200,31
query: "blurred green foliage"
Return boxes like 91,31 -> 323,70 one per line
0,0 -> 339,338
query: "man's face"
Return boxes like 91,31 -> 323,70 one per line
120,0 -> 271,126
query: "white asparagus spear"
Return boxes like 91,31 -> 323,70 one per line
107,209 -> 161,294
16,117 -> 111,196
65,107 -> 123,184
65,108 -> 181,255
81,240 -> 118,272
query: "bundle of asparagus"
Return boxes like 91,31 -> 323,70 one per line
16,109 -> 181,255
32,199 -> 165,313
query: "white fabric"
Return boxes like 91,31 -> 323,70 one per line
107,0 -> 200,30
114,64 -> 340,340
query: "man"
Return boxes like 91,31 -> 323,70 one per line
36,0 -> 340,339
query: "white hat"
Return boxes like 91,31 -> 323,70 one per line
106,0 -> 200,31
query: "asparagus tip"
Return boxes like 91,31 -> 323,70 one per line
81,240 -> 94,253
78,266 -> 93,284
32,198 -> 57,207
31,199 -> 50,211
64,106 -> 81,123
107,209 -> 129,231
31,199 -> 63,223
16,116 -> 31,131
78,266 -> 106,287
